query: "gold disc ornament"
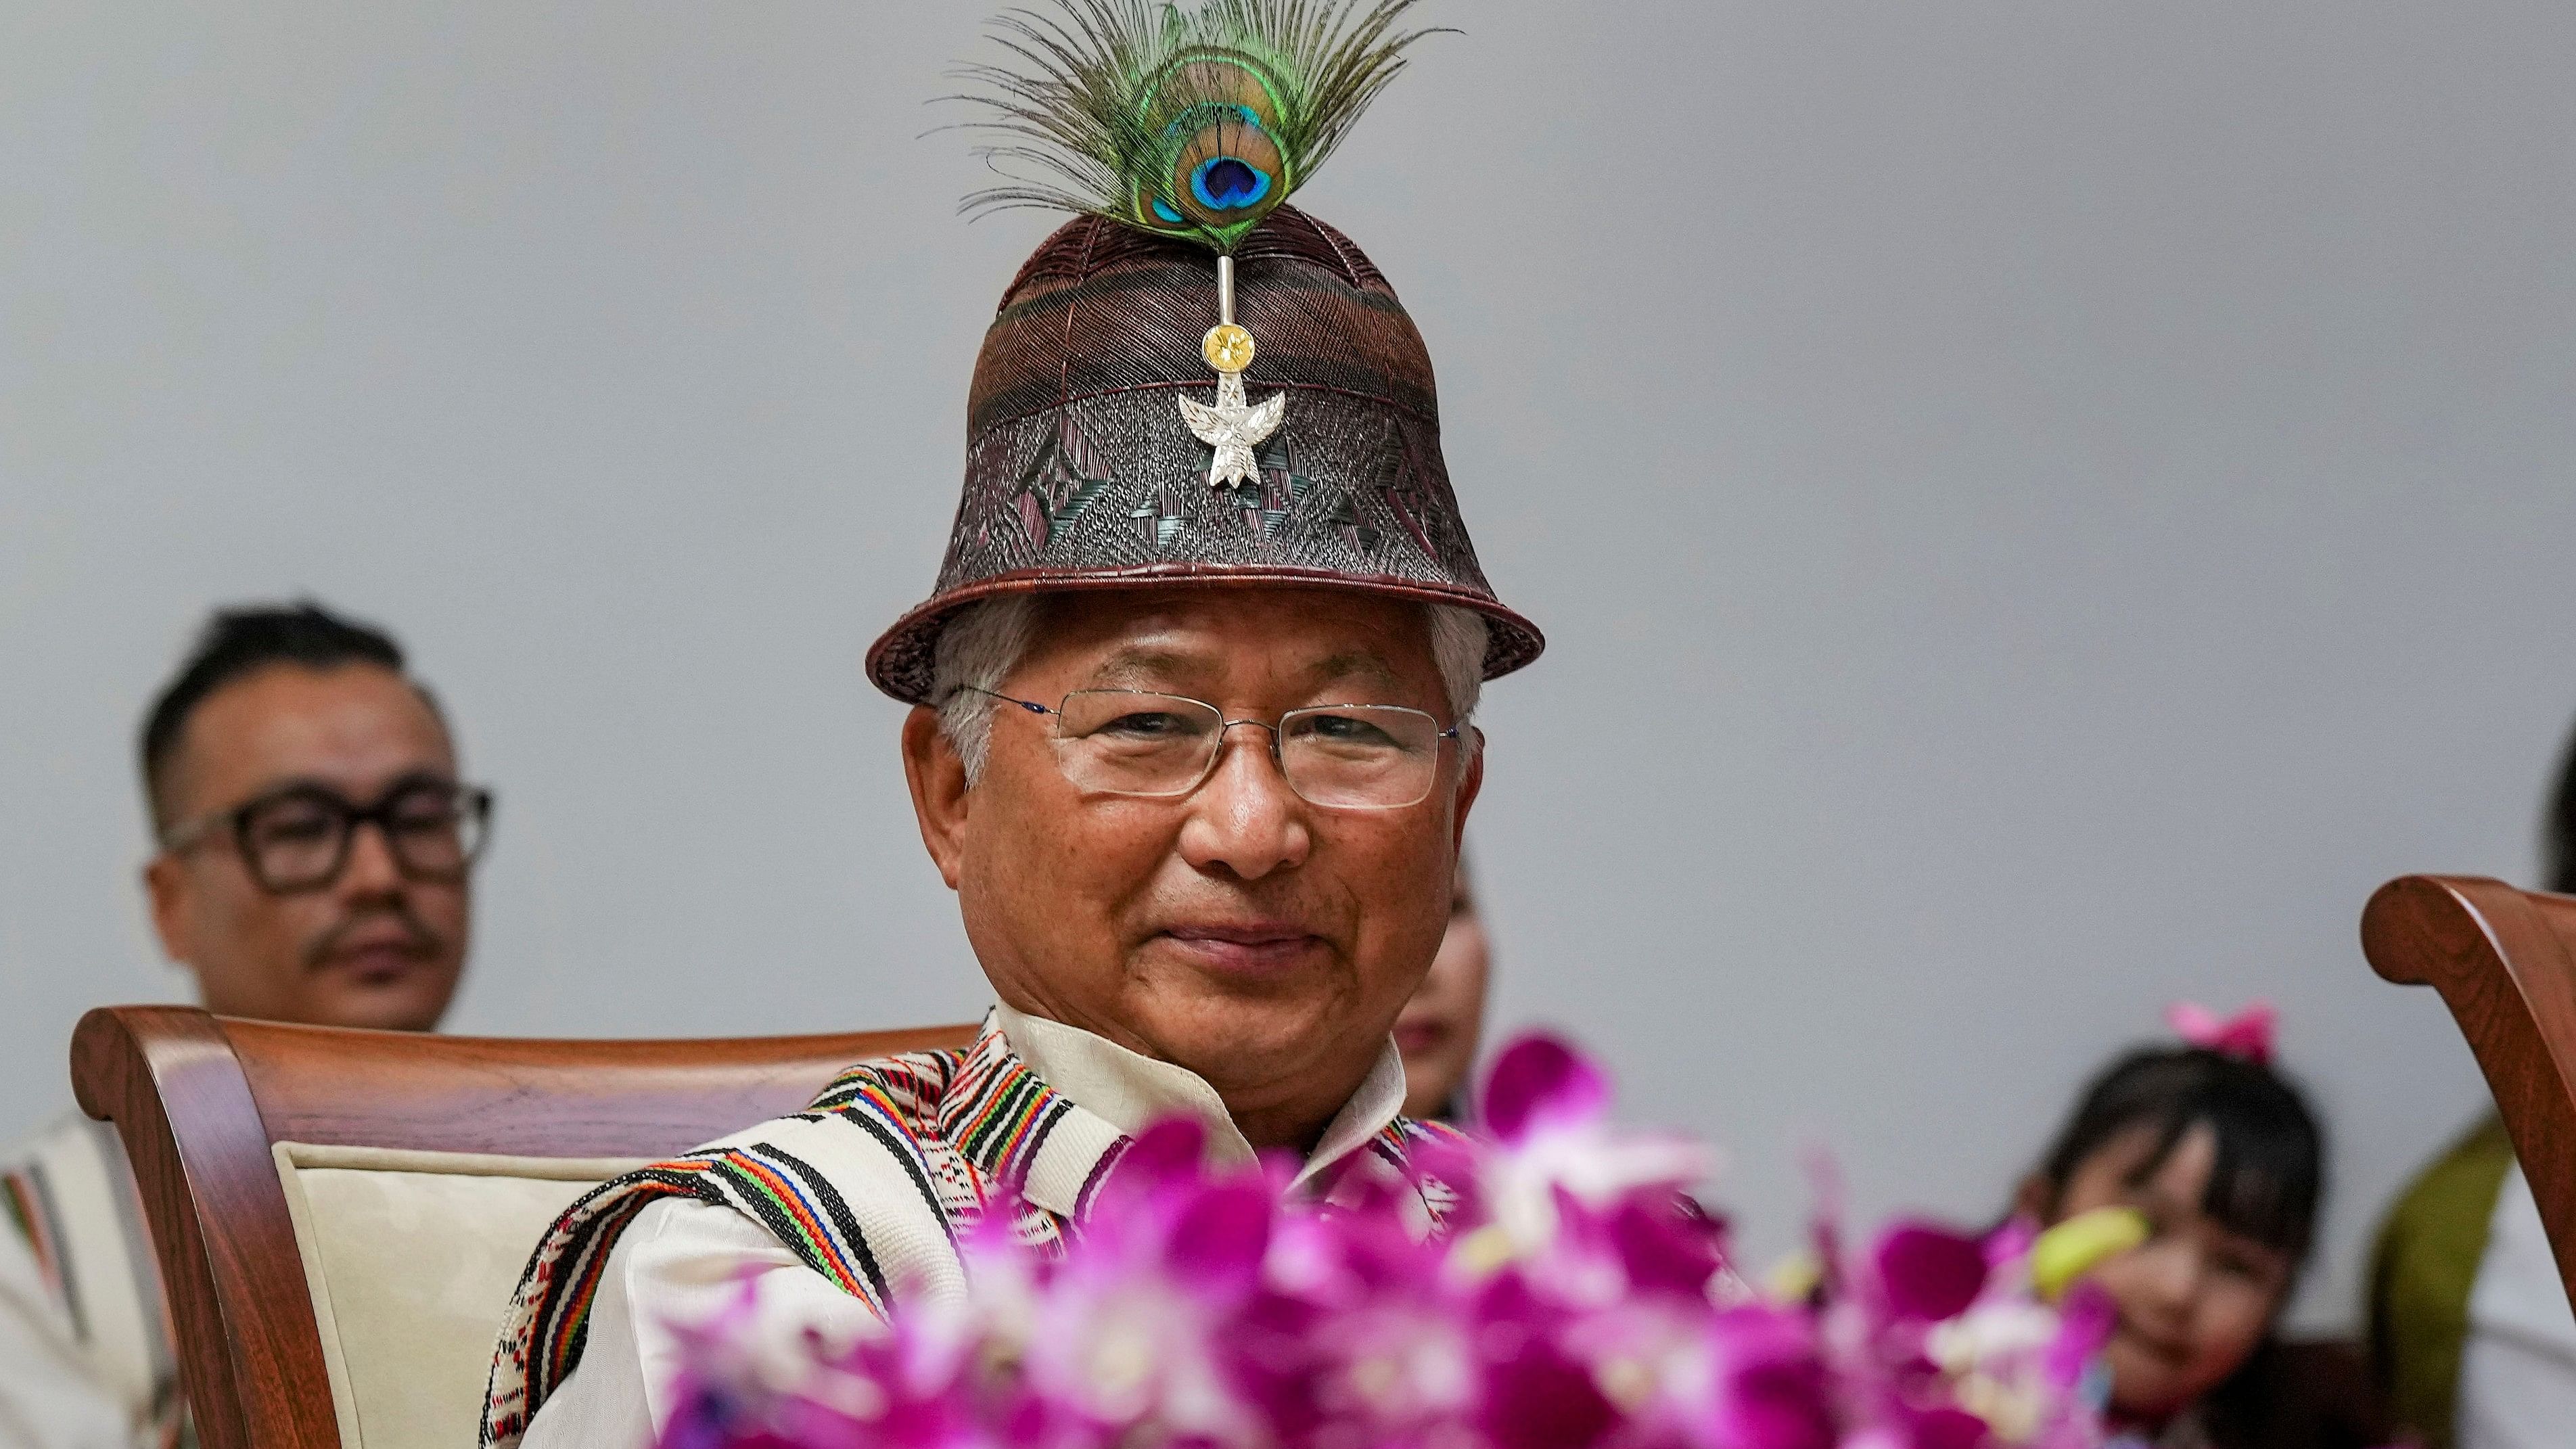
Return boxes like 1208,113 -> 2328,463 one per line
1180,319 -> 1285,488
1202,323 -> 1256,373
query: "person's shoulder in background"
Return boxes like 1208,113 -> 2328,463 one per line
2455,1157 -> 2576,1449
0,1113 -> 178,1449
2367,1113 -> 2516,1448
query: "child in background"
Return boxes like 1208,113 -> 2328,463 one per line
2015,1005 -> 2393,1448
1394,855 -> 1492,1122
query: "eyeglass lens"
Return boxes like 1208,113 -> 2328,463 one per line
1049,691 -> 1447,808
237,782 -> 488,892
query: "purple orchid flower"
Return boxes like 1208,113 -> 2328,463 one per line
658,1032 -> 2119,1449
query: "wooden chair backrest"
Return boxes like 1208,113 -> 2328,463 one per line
2362,875 -> 2576,1308
70,1005 -> 976,1449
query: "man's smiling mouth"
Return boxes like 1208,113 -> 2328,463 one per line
1156,922 -> 1326,974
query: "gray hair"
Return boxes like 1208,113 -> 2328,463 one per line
931,595 -> 1489,783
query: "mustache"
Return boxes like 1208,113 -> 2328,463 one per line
1148,883 -> 1333,929
303,904 -> 444,971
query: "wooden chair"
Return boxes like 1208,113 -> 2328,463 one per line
70,1005 -> 975,1449
2362,875 -> 2576,1309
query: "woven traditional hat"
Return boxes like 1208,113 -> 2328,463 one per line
866,0 -> 1542,705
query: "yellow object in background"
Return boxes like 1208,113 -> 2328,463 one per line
1765,1249 -> 1824,1304
2030,1206 -> 2150,1302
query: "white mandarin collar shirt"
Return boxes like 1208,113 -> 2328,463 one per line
520,1006 -> 1412,1449
992,1000 -> 1410,1189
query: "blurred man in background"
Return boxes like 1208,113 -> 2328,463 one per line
2370,720 -> 2576,1449
0,601 -> 489,1449
1395,855 -> 1493,1122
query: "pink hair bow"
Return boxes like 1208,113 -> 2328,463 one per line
2165,1001 -> 2276,1065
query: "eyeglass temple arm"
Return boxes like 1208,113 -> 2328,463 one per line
957,685 -> 1054,716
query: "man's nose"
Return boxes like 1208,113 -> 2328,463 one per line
338,820 -> 407,897
1176,723 -> 1311,880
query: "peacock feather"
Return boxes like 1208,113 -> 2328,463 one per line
954,0 -> 1447,253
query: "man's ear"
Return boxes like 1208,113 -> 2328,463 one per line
1449,728 -> 1485,853
902,707 -> 971,892
144,854 -> 196,966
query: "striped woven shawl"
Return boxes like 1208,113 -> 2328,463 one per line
479,1017 -> 1460,1447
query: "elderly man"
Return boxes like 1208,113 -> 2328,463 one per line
484,31 -> 1540,1449
0,601 -> 487,1449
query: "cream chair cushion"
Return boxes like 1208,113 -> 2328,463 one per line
272,1143 -> 651,1449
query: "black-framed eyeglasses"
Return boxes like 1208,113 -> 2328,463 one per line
158,776 -> 495,894
956,687 -> 1461,810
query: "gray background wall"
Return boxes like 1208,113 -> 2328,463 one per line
6,1 -> 2573,1329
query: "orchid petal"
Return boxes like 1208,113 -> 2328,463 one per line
1481,1034 -> 1610,1143
1481,1337 -> 1617,1449
1873,1222 -> 1988,1323
2044,1282 -> 2118,1388
1164,1179 -> 1274,1293
1905,1406 -> 1990,1449
1118,1118 -> 1208,1188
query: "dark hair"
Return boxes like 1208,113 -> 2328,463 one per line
2032,1046 -> 2324,1268
140,601 -> 423,829
2546,716 -> 2576,894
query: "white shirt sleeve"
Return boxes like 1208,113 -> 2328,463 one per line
0,1220 -> 134,1449
2458,1162 -> 2576,1449
519,1197 -> 888,1448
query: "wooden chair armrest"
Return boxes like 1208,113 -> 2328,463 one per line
67,1005 -> 980,1449
73,1005 -> 338,1449
2362,875 -> 2576,1311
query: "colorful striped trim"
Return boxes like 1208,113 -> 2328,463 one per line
483,1032 -> 1022,1445
1396,1116 -> 1473,1147
2,1170 -> 55,1295
1348,1117 -> 1470,1231
940,1027 -> 1079,1187
827,1097 -> 963,1244
717,1147 -> 893,1305
1072,1135 -> 1133,1220
1,1160 -> 80,1337
503,1167 -> 720,1432
4,1119 -> 191,1445
483,1126 -> 943,1444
